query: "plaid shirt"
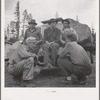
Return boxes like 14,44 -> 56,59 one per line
44,27 -> 61,43
59,42 -> 91,66
24,28 -> 42,41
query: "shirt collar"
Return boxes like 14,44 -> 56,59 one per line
29,27 -> 36,32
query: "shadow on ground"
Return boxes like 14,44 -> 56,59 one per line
5,61 -> 96,87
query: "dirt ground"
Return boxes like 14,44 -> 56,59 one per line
5,60 -> 96,87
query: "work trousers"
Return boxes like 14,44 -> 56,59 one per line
8,57 -> 35,81
57,57 -> 92,79
42,43 -> 59,66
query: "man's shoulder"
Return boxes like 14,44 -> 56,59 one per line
26,28 -> 30,31
35,27 -> 41,33
44,27 -> 50,30
25,28 -> 30,33
70,27 -> 76,32
17,44 -> 26,50
66,42 -> 77,46
55,27 -> 61,32
44,27 -> 50,33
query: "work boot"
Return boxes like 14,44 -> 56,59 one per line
71,74 -> 80,85
79,76 -> 87,85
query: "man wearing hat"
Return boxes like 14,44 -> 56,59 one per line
42,18 -> 61,67
61,19 -> 78,45
8,37 -> 41,87
24,19 -> 42,41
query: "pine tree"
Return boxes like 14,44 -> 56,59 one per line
55,11 -> 59,18
28,13 -> 33,21
22,10 -> 28,20
10,21 -> 16,34
7,25 -> 10,36
22,10 -> 33,34
14,1 -> 20,40
76,16 -> 79,22
22,9 -> 28,34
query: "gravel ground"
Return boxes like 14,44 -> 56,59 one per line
5,61 -> 96,87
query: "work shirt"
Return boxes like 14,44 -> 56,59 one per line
8,44 -> 33,69
24,27 -> 42,41
44,27 -> 61,43
59,42 -> 91,66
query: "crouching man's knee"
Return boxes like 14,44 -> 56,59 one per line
57,58 -> 62,67
52,43 -> 59,49
26,57 -> 34,64
85,64 -> 92,75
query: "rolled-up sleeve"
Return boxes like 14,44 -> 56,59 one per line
18,45 -> 32,58
59,43 -> 70,58
44,29 -> 48,42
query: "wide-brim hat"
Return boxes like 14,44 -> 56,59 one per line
28,19 -> 37,25
41,18 -> 57,24
61,19 -> 70,24
56,17 -> 63,22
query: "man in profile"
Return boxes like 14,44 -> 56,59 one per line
8,37 -> 41,87
58,33 -> 92,85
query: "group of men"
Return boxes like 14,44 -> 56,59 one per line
8,18 -> 92,87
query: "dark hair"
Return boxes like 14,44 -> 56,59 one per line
66,33 -> 78,42
62,19 -> 70,24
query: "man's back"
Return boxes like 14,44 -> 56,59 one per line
67,42 -> 90,66
61,42 -> 91,66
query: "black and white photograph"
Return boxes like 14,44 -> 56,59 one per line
1,0 -> 99,99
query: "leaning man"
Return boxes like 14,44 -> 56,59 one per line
8,37 -> 40,87
57,33 -> 92,85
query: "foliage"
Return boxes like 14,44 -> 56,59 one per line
8,37 -> 17,43
14,1 -> 20,40
22,9 -> 33,33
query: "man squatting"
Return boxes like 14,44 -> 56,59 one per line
8,18 -> 92,86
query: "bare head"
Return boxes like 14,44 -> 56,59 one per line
65,33 -> 78,43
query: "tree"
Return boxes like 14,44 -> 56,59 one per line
22,10 -> 33,34
28,13 -> 33,21
10,21 -> 16,34
7,25 -> 10,36
55,11 -> 59,18
22,9 -> 28,34
14,1 -> 20,40
22,10 -> 28,20
76,16 -> 79,22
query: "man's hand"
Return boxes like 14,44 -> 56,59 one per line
45,41 -> 50,44
49,41 -> 55,48
37,48 -> 44,56
45,41 -> 50,48
50,41 -> 54,45
31,53 -> 38,58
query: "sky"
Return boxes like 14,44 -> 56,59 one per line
5,0 -> 97,29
